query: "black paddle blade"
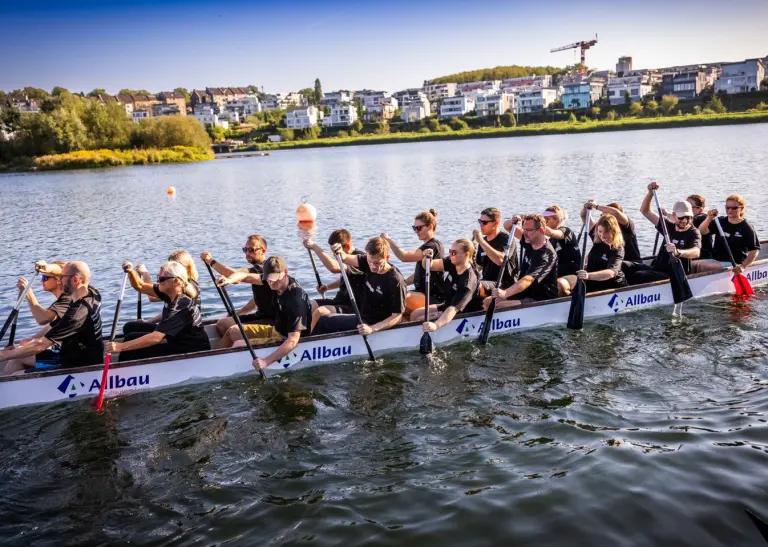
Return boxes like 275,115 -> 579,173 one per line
419,332 -> 433,354
566,279 -> 586,330
669,259 -> 693,304
746,509 -> 768,543
477,300 -> 496,345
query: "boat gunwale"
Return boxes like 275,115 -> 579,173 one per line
2,251 -> 767,384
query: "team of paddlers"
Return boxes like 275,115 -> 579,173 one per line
0,183 -> 760,375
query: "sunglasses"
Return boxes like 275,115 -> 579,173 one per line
41,275 -> 59,282
725,206 -> 742,210
477,219 -> 492,225
157,275 -> 177,283
412,225 -> 427,233
242,246 -> 264,253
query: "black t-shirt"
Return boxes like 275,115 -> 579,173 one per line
551,226 -> 582,276
518,241 -> 559,301
652,219 -> 701,273
591,217 -> 641,262
413,238 -> 445,302
356,256 -> 408,324
154,285 -> 210,353
248,262 -> 276,316
476,231 -> 518,287
47,294 -> 72,327
333,249 -> 367,305
441,258 -> 482,313
693,213 -> 713,259
587,242 -> 626,285
274,276 -> 312,338
45,286 -> 104,368
710,217 -> 760,265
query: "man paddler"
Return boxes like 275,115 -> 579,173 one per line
0,262 -> 103,375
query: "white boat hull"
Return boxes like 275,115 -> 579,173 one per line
2,260 -> 767,411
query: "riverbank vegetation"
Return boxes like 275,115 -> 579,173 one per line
0,90 -> 212,171
426,64 -> 566,85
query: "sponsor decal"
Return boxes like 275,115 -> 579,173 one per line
607,292 -> 661,313
277,344 -> 353,368
477,317 -> 521,333
57,373 -> 150,399
456,318 -> 474,336
746,269 -> 767,282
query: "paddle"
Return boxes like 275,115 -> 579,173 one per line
204,261 -> 236,317
307,250 -> 323,288
746,508 -> 768,543
94,271 -> 129,411
0,269 -> 40,343
567,209 -> 592,330
653,190 -> 693,304
419,255 -> 433,354
713,217 -> 754,296
478,244 -> 511,345
333,246 -> 375,361
652,231 -> 660,256
137,289 -> 142,320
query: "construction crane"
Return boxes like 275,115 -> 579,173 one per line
551,34 -> 598,72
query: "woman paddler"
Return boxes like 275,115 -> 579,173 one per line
381,209 -> 445,314
559,215 -> 627,294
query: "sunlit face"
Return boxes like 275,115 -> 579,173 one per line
41,274 -> 62,293
366,253 -> 388,273
243,239 -> 266,264
544,214 -> 559,229
448,245 -> 468,265
478,215 -> 497,236
673,213 -> 692,230
521,220 -> 540,244
725,200 -> 743,219
597,224 -> 612,245
687,199 -> 704,217
60,268 -> 80,295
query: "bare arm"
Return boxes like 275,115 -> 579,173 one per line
698,210 -> 718,235
639,187 -> 660,225
218,270 -> 263,286
126,268 -> 158,297
433,306 -> 458,329
742,249 -> 759,269
381,233 -> 422,262
421,257 -> 445,272
367,312 -> 403,333
238,298 -> 256,315
114,331 -> 166,353
498,275 -> 534,299
596,203 -> 630,226
263,331 -> 301,366
474,232 -> 505,265
307,242 -> 342,273
542,226 -> 566,240
0,336 -> 54,362
585,269 -> 616,282
21,286 -> 57,325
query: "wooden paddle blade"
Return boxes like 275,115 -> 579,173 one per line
566,279 -> 586,330
734,274 -> 755,296
669,259 -> 693,304
419,332 -> 433,354
477,300 -> 496,344
746,508 -> 768,542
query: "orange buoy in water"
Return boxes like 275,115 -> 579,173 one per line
166,186 -> 176,195
295,202 -> 317,223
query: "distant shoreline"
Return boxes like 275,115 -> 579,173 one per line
237,111 -> 768,152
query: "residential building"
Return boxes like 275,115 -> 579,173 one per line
321,90 -> 353,107
475,93 -> 514,117
502,75 -> 553,89
190,89 -> 213,107
355,90 -> 392,110
323,104 -> 358,127
457,80 -> 501,96
392,88 -> 423,104
117,93 -> 159,116
263,92 -> 307,110
440,95 -> 475,118
132,110 -> 150,123
285,105 -> 322,129
158,91 -> 187,115
606,73 -> 653,105
219,109 -> 240,124
192,104 -> 229,129
715,59 -> 765,94
423,83 -> 457,102
616,56 -> 632,76
151,103 -> 182,117
561,76 -> 605,109
516,88 -> 560,113
402,103 -> 429,123
226,96 -> 262,118
364,96 -> 398,121
399,91 -> 431,118
660,70 -> 710,100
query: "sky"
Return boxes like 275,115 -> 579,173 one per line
1,0 -> 767,95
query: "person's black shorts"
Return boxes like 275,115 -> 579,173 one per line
313,314 -> 359,335
314,299 -> 353,315
34,348 -> 62,370
239,313 -> 274,325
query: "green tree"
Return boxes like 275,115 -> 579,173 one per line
590,107 -> 601,119
355,101 -> 364,121
448,118 -> 468,131
629,102 -> 643,116
500,111 -> 516,127
51,87 -> 70,97
81,99 -> 132,149
708,95 -> 726,114
426,64 -> 564,85
351,119 -> 363,133
119,89 -> 151,96
624,91 -> 632,106
644,100 -> 659,117
298,87 -> 315,105
87,88 -> 107,97
606,110 -> 617,121
174,87 -> 191,104
313,78 -> 323,106
131,116 -> 212,149
660,94 -> 679,115
548,100 -> 563,110
20,87 -> 49,99
568,112 -> 578,123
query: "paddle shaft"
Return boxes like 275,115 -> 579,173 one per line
712,217 -> 740,268
652,231 -> 660,256
566,211 -> 591,330
308,249 -> 323,288
94,272 -> 129,411
420,257 -> 433,354
651,191 -> 674,246
478,244 -> 511,344
219,283 -> 266,379
204,262 -> 236,317
334,251 -> 375,361
0,271 -> 39,343
652,190 -> 694,305
137,290 -> 142,320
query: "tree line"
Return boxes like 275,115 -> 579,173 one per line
426,65 -> 566,85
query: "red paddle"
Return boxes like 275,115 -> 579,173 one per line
95,272 -> 129,410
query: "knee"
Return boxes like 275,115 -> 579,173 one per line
410,309 -> 424,322
226,324 -> 242,341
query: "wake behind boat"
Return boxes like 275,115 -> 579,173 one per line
2,251 -> 766,411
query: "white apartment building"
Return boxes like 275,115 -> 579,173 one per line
365,99 -> 398,121
502,75 -> 553,89
423,83 -> 457,102
193,104 -> 229,128
715,59 -> 765,94
226,96 -> 262,117
321,90 -> 352,107
475,93 -> 514,117
402,103 -> 429,123
356,90 -> 392,110
606,73 -> 653,105
263,92 -> 307,110
323,104 -> 358,127
132,110 -> 150,123
457,80 -> 501,95
440,95 -> 475,118
516,88 -> 559,113
285,105 -> 322,129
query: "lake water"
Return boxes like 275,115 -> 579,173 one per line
1,124 -> 768,546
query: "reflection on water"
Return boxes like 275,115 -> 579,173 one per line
1,125 -> 768,545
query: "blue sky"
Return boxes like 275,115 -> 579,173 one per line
1,0 -> 767,94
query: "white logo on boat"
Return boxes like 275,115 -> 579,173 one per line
747,269 -> 767,282
456,317 -> 521,336
57,373 -> 150,398
277,345 -> 353,368
607,292 -> 661,313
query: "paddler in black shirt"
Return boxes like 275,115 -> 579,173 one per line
695,194 -> 760,275
313,237 -> 407,336
632,182 -> 701,284
201,234 -> 275,346
303,229 -> 367,331
687,194 -> 713,259
381,208 -> 445,314
109,261 -> 210,361
473,207 -> 518,295
217,256 -> 312,371
581,199 -> 647,280
484,214 -> 559,311
415,240 -> 482,334
560,215 -> 628,294
1,261 -> 103,375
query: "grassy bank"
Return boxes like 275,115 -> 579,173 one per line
0,146 -> 214,172
242,111 -> 768,152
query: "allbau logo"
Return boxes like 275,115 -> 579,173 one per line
57,375 -> 85,398
607,292 -> 661,313
747,269 -> 767,282
477,317 -> 521,333
57,373 -> 150,398
277,344 -> 353,368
